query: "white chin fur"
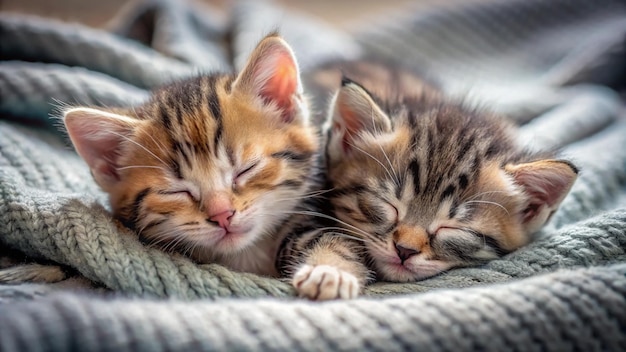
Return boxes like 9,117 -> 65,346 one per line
375,255 -> 455,282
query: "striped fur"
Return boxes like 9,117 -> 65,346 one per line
63,35 -> 320,276
285,61 -> 578,300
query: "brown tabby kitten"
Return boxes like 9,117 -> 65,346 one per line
282,61 -> 578,300
63,34 -> 319,276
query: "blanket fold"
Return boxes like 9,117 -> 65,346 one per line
1,0 -> 625,349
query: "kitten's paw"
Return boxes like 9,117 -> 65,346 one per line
293,264 -> 360,300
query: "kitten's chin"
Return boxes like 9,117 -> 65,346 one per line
211,225 -> 259,254
374,256 -> 454,282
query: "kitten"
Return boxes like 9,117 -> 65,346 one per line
62,34 -> 320,277
283,61 -> 578,300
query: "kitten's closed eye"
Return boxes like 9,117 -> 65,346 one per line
158,184 -> 200,202
379,201 -> 399,225
237,163 -> 257,177
234,162 -> 259,183
353,193 -> 398,223
174,190 -> 196,201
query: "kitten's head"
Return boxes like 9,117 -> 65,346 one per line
325,79 -> 577,282
63,35 -> 319,258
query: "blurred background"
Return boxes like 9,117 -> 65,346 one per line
1,0 -> 467,29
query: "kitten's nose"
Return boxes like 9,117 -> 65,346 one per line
208,209 -> 235,229
395,243 -> 420,262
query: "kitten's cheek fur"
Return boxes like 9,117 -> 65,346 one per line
293,264 -> 360,300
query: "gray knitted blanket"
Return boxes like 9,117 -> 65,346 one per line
1,0 -> 625,350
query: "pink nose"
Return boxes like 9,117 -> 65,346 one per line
208,209 -> 234,228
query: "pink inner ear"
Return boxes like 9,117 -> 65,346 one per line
64,109 -> 136,185
516,170 -> 570,207
90,143 -> 122,181
257,51 -> 299,123
336,104 -> 363,152
510,161 -> 577,224
69,123 -> 124,182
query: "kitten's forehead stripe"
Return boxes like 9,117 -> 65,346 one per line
158,104 -> 172,131
456,134 -> 475,164
485,142 -> 500,158
448,204 -> 457,219
440,185 -> 455,202
166,93 -> 183,127
458,174 -> 469,190
171,159 -> 182,179
173,141 -> 192,168
409,159 -> 421,196
205,76 -> 223,122
213,119 -> 223,157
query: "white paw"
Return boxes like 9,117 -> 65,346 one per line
292,264 -> 360,300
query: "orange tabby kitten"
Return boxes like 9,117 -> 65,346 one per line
280,62 -> 578,300
63,34 -> 320,276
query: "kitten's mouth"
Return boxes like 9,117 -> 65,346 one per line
213,224 -> 255,249
377,254 -> 415,274
386,261 -> 414,273
224,224 -> 254,237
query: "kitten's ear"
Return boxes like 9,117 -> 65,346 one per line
232,34 -> 305,123
63,107 -> 139,189
328,78 -> 392,153
506,159 -> 578,233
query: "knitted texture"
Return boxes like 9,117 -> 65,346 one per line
0,0 -> 625,349
1,265 -> 625,351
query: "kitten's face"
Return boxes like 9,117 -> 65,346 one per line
325,81 -> 577,282
64,35 -> 318,258
110,89 -> 316,256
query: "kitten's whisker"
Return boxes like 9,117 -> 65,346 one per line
155,232 -> 179,253
260,211 -> 388,253
168,232 -> 192,253
467,190 -> 508,201
258,210 -> 373,240
328,232 -> 368,244
369,109 -> 400,187
294,188 -> 336,198
145,228 -> 190,252
465,200 -> 509,215
380,146 -> 400,187
262,209 -> 373,239
181,239 -> 199,258
346,141 -> 397,187
145,132 -> 169,159
271,188 -> 336,202
317,226 -> 386,251
334,231 -> 388,254
313,227 -> 370,243
272,191 -> 332,202
107,130 -> 169,167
